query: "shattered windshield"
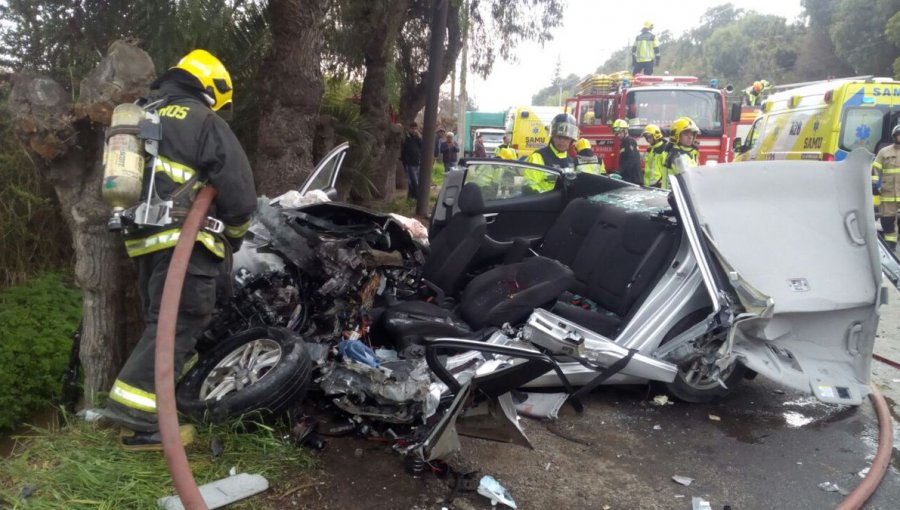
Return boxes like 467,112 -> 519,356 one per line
588,187 -> 671,214
625,89 -> 724,136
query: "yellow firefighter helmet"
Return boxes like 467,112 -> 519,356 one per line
174,49 -> 233,112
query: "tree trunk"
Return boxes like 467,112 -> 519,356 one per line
8,41 -> 152,405
254,0 -> 326,198
397,0 -> 462,129
356,0 -> 409,200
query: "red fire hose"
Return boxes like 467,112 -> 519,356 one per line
154,186 -> 217,510
835,384 -> 894,510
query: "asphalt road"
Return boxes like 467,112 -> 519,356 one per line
295,287 -> 900,510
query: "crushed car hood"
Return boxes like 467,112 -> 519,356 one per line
679,149 -> 882,405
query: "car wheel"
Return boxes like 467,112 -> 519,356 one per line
176,326 -> 312,423
665,355 -> 747,404
658,309 -> 747,403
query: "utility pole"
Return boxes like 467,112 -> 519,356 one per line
416,0 -> 448,217
456,0 -> 469,152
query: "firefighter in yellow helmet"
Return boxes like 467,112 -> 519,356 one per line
101,49 -> 257,449
641,124 -> 668,188
574,138 -> 606,175
524,113 -> 578,191
614,119 -> 642,185
874,124 -> 900,249
661,117 -> 700,178
632,20 -> 660,76
496,147 -> 518,160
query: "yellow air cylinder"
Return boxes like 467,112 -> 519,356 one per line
102,103 -> 145,217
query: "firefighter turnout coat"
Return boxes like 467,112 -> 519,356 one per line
123,80 -> 257,259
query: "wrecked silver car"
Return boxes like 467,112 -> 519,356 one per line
176,145 -> 889,455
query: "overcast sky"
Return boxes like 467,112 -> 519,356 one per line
466,0 -> 805,111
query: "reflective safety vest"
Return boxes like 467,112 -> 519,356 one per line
633,31 -> 659,63
643,140 -> 667,188
577,159 -> 606,175
662,142 -> 699,177
525,144 -> 574,191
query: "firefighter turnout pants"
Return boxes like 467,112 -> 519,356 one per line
105,247 -> 221,432
882,214 -> 899,251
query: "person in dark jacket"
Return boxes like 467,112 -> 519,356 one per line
440,131 -> 460,169
473,133 -> 487,157
401,122 -> 422,200
613,118 -> 642,185
434,128 -> 446,158
101,49 -> 257,450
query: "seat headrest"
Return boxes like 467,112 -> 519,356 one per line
458,183 -> 485,215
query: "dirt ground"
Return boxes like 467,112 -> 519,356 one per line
271,287 -> 900,510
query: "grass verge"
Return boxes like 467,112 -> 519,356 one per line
0,415 -> 315,509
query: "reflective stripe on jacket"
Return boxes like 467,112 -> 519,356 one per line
876,145 -> 900,215
123,81 -> 256,259
643,140 -> 667,187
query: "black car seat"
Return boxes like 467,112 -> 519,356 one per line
380,256 -> 575,350
421,182 -> 487,301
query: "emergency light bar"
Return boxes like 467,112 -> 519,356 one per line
632,75 -> 699,86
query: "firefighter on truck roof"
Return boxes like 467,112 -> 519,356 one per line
632,20 -> 660,76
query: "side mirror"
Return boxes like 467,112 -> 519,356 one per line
731,137 -> 743,153
730,103 -> 742,123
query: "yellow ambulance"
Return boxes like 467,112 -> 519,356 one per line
504,106 -> 563,158
733,77 -> 900,162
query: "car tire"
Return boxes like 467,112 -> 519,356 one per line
176,326 -> 312,424
658,309 -> 747,404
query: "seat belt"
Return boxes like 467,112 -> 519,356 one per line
620,230 -> 667,310
569,348 -> 639,401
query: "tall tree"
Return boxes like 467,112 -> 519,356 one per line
254,0 -> 327,197
830,0 -> 900,77
7,42 -> 153,405
793,0 -> 853,80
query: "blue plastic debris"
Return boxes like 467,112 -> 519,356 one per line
477,475 -> 516,509
338,340 -> 379,367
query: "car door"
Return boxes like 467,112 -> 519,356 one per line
432,159 -> 566,243
298,142 -> 349,199
672,149 -> 884,405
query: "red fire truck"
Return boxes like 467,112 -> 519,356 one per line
565,74 -> 738,170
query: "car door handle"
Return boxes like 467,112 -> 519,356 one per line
483,213 -> 498,224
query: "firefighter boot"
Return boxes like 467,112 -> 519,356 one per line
120,424 -> 196,452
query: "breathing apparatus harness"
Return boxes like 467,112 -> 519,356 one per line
103,96 -> 224,238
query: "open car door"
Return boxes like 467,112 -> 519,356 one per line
431,158 -> 566,244
675,150 -> 883,405
298,142 -> 349,199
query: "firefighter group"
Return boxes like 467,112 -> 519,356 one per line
513,112 -> 701,190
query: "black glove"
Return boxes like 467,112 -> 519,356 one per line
227,236 -> 244,253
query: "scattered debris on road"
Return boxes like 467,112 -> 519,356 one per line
672,475 -> 695,486
477,476 -> 516,509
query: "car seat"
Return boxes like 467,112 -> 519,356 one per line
421,182 -> 487,302
379,256 -> 575,350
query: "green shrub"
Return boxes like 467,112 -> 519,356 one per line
0,273 -> 82,430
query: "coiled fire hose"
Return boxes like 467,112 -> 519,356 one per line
154,186 -> 217,510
